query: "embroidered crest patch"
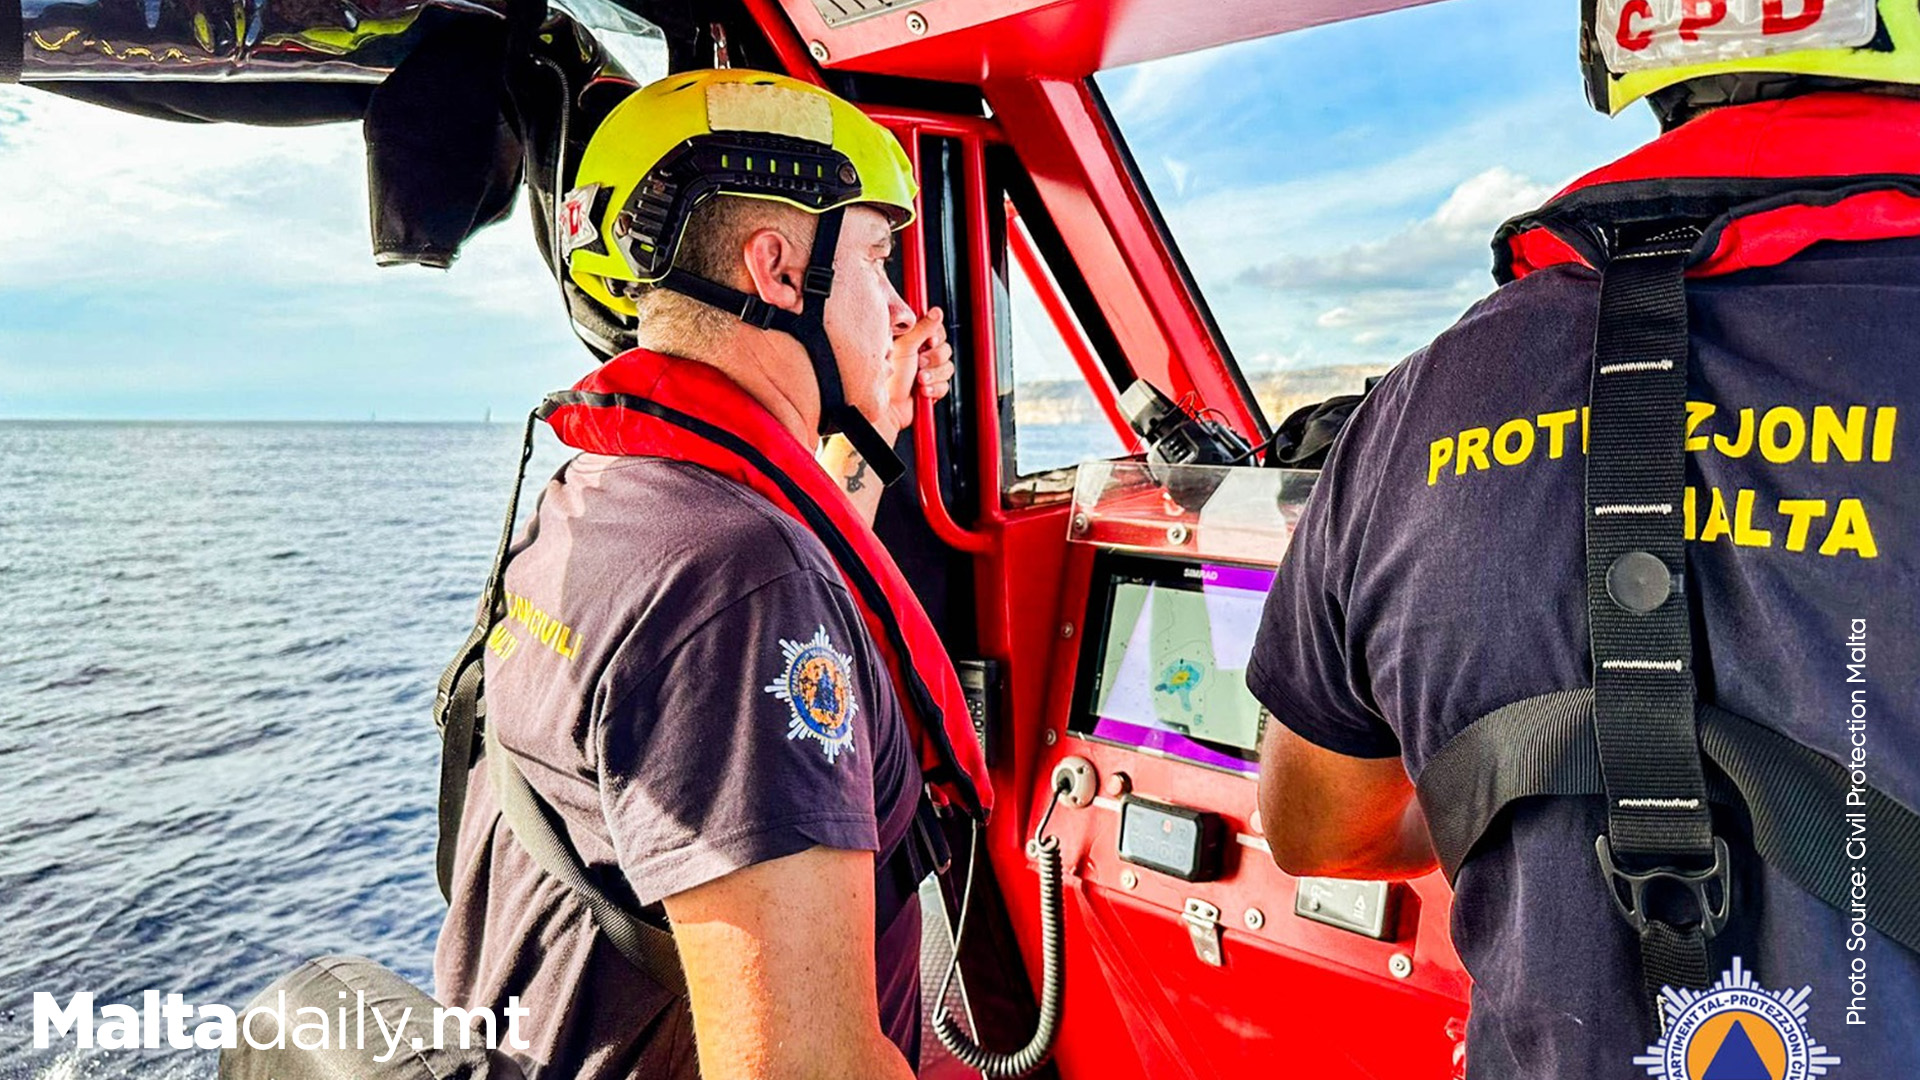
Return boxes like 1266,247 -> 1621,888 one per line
1634,957 -> 1841,1080
763,625 -> 858,763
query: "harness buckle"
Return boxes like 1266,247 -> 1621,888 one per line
737,295 -> 780,330
1595,834 -> 1732,940
802,265 -> 836,297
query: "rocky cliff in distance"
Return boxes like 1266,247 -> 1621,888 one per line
1014,364 -> 1390,427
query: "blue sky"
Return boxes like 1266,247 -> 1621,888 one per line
0,89 -> 587,421
0,0 -> 1657,421
1098,0 -> 1657,375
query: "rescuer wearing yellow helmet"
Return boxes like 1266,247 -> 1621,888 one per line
433,69 -> 962,1080
559,66 -> 941,492
1249,4 -> 1920,1078
1585,0 -> 1920,124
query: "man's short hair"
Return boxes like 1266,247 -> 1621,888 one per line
627,195 -> 817,343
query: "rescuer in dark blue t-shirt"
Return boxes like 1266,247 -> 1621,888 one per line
1249,6 -> 1920,1078
432,70 -> 978,1080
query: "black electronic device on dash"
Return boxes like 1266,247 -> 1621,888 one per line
1117,379 -> 1252,470
1116,379 -> 1255,509
1118,796 -> 1228,882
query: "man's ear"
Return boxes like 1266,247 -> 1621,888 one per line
741,227 -> 807,315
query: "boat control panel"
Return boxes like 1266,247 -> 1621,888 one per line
1015,461 -> 1469,1076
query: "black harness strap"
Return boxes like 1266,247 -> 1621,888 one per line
430,412 -> 686,991
1586,224 -> 1726,1019
435,408 -> 539,901
1416,691 -> 1920,955
1418,689 -> 1599,882
486,721 -> 688,996
1699,704 -> 1920,953
654,207 -> 907,486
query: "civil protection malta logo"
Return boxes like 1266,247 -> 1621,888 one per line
1635,958 -> 1841,1080
763,626 -> 857,764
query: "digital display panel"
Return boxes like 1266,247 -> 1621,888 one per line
1070,552 -> 1275,776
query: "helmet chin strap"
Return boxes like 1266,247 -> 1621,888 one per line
654,206 -> 907,486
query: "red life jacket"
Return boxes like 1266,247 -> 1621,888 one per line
1499,91 -> 1920,282
542,347 -> 993,818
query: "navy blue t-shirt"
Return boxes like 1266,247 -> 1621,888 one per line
1249,235 -> 1920,1078
436,456 -> 924,1079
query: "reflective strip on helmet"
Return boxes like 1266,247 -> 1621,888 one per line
1596,0 -> 1878,75
707,81 -> 834,145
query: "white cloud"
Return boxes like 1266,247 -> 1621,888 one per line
1161,156 -> 1192,198
1153,91 -> 1645,285
0,86 -> 562,309
1137,80 -> 1662,378
1235,164 -> 1553,292
0,88 -> 354,286
0,85 -> 586,419
1430,165 -> 1555,238
1241,350 -> 1302,370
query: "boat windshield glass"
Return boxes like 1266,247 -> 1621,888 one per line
1093,0 -> 1657,426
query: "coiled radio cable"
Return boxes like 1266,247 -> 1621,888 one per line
931,775 -> 1069,1078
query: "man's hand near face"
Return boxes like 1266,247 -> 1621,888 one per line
822,305 -> 955,524
880,305 -> 956,438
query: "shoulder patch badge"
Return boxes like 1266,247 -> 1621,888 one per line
763,625 -> 858,764
1635,958 -> 1841,1080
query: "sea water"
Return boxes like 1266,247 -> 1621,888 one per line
0,422 -> 575,1079
0,419 -> 1111,1078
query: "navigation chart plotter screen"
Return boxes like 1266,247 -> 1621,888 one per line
1070,550 -> 1275,776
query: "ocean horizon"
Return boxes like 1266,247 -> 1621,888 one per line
0,417 -> 1113,1079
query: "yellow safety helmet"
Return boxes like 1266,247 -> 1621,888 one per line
558,68 -> 917,317
1583,0 -> 1920,120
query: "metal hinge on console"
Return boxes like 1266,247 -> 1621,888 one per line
1183,898 -> 1223,967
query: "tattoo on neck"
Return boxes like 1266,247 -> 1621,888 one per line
846,457 -> 871,493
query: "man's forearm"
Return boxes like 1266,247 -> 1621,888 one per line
1327,800 -> 1437,879
1259,726 -> 1438,880
819,432 -> 891,527
666,848 -> 916,1080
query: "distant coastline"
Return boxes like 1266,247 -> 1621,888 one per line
1015,365 -> 1385,426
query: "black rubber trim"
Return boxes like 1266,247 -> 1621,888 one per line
1493,174 -> 1920,283
917,133 -> 977,520
827,71 -> 988,117
2,0 -> 22,83
539,390 -> 986,819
